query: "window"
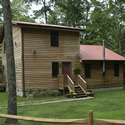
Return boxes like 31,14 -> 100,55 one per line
4,42 -> 6,53
114,64 -> 119,76
85,64 -> 91,78
51,31 -> 59,46
52,62 -> 59,77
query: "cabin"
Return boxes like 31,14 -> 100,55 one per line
0,21 -> 85,96
80,45 -> 125,89
0,21 -> 125,97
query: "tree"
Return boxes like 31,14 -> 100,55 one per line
2,0 -> 17,124
23,0 -> 54,24
11,0 -> 35,22
54,0 -> 85,27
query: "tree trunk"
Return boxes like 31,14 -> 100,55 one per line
2,0 -> 17,124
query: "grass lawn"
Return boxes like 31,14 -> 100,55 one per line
0,89 -> 125,125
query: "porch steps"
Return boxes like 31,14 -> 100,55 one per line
75,85 -> 87,98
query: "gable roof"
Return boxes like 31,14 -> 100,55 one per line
80,45 -> 125,61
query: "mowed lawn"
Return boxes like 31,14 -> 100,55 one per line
0,89 -> 125,125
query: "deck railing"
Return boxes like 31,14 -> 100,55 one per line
57,75 -> 65,90
77,75 -> 87,93
1,110 -> 125,124
66,75 -> 75,92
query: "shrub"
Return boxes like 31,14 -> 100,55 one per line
73,66 -> 81,74
28,89 -> 33,94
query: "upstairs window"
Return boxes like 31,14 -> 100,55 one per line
52,62 -> 59,77
114,64 -> 119,76
51,31 -> 59,47
85,64 -> 91,78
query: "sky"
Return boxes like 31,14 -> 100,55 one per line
29,4 -> 42,23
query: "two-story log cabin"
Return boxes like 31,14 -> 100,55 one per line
0,21 -> 84,96
0,21 -> 125,97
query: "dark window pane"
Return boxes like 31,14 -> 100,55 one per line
51,31 -> 59,46
52,62 -> 59,77
85,64 -> 91,78
114,64 -> 119,76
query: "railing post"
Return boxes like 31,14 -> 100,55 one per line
88,110 -> 93,125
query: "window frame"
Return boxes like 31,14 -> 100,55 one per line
114,64 -> 119,77
51,31 -> 59,47
85,64 -> 91,78
52,62 -> 59,77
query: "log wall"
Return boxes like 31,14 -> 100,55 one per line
13,26 -> 22,90
81,61 -> 124,88
22,28 -> 80,91
2,25 -> 22,90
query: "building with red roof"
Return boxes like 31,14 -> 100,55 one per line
0,21 -> 125,96
80,45 -> 125,89
80,45 -> 125,61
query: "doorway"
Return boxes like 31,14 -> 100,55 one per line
62,62 -> 72,78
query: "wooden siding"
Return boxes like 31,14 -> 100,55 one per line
81,61 -> 124,88
13,26 -> 22,90
1,26 -> 22,90
22,28 -> 80,91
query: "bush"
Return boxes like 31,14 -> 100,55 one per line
30,89 -> 60,97
73,66 -> 81,74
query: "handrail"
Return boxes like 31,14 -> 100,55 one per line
66,75 -> 75,92
77,75 -> 87,93
67,75 -> 74,85
67,85 -> 72,91
78,75 -> 86,84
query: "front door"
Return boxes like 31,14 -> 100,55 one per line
62,62 -> 72,78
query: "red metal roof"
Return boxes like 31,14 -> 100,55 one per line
80,45 -> 125,61
12,21 -> 85,32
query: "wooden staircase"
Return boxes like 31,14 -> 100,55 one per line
75,85 -> 87,98
58,74 -> 87,98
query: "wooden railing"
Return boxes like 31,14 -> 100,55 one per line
77,75 -> 87,93
1,110 -> 125,125
57,75 -> 65,90
66,75 -> 75,92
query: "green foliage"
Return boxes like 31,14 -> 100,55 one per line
28,89 -> 33,94
11,0 -> 35,22
1,90 -> 125,125
27,89 -> 60,97
73,66 -> 81,74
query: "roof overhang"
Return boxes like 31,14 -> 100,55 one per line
12,21 -> 85,32
0,21 -> 85,43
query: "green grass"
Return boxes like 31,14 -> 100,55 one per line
0,92 -> 65,105
0,89 -> 125,125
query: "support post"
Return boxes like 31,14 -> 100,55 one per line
88,110 -> 93,125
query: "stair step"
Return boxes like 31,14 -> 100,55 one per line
75,92 -> 84,94
68,85 -> 87,98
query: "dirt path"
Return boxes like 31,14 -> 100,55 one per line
0,97 -> 94,109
